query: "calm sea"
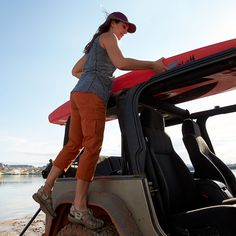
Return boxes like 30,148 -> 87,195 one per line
1,170 -> 236,221
0,175 -> 44,221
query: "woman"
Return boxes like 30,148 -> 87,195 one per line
33,11 -> 167,230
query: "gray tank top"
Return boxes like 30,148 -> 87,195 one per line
72,36 -> 116,104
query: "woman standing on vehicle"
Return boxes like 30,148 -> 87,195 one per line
33,11 -> 167,230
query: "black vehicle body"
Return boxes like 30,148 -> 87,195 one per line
45,48 -> 236,236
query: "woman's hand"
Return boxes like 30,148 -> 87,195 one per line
152,57 -> 168,73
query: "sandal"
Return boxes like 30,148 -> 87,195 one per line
68,205 -> 104,230
32,186 -> 56,218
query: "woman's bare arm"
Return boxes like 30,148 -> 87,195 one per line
100,33 -> 167,72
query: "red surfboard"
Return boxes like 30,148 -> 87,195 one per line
49,39 -> 236,125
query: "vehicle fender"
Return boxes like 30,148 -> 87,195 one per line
88,191 -> 143,236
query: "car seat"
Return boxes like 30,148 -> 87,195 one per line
140,108 -> 236,235
182,118 -> 236,197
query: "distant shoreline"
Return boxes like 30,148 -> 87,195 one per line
0,164 -> 44,176
226,164 -> 236,170
0,171 -> 43,176
1,163 -> 236,176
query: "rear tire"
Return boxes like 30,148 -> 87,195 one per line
56,222 -> 119,236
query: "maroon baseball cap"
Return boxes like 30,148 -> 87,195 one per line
108,12 -> 136,33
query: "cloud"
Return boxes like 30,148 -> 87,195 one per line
0,133 -> 60,165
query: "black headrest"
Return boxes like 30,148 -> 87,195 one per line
182,119 -> 201,137
140,108 -> 165,131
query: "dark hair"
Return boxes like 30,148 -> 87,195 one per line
83,18 -> 120,54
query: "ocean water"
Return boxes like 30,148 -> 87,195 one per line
0,175 -> 44,221
0,170 -> 236,221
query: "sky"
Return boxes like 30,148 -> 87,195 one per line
0,0 -> 235,166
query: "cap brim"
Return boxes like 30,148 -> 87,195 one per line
127,22 -> 136,33
120,20 -> 136,33
109,15 -> 136,33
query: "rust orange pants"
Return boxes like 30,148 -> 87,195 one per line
53,92 -> 106,182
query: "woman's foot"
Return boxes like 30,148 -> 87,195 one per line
68,205 -> 104,230
32,186 -> 56,218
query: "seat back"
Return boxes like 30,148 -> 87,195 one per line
95,156 -> 122,176
182,119 -> 236,196
140,109 -> 202,215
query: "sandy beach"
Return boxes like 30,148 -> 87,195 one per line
0,213 -> 45,236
